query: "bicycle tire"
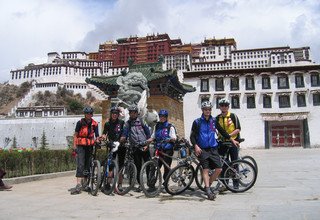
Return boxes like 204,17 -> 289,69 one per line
101,160 -> 119,195
90,160 -> 101,196
241,155 -> 258,175
139,160 -> 162,198
115,162 -> 137,195
194,163 -> 220,192
164,163 -> 195,195
222,159 -> 257,193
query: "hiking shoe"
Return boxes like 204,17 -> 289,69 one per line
70,184 -> 82,195
117,184 -> 123,192
206,191 -> 216,200
134,186 -> 142,193
206,187 -> 216,200
103,183 -> 111,192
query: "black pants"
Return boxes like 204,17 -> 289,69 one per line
76,146 -> 93,177
158,149 -> 174,181
133,148 -> 150,184
218,143 -> 239,186
218,143 -> 239,161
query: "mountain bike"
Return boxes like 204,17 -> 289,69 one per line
81,142 -> 102,196
219,138 -> 258,175
100,141 -> 119,195
237,139 -> 258,175
163,139 -> 198,195
114,142 -> 137,195
195,143 -> 257,193
139,141 -> 175,197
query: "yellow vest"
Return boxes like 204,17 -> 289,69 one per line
218,112 -> 237,140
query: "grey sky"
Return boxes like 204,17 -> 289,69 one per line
1,0 -> 319,82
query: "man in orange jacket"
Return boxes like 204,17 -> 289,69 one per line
70,106 -> 100,195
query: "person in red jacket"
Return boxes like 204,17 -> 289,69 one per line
70,106 -> 100,195
0,168 -> 12,190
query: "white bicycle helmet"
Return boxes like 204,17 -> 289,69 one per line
218,98 -> 230,106
201,101 -> 213,109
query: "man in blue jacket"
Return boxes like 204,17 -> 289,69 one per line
147,109 -> 177,181
190,101 -> 238,200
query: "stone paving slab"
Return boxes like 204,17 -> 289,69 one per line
1,148 -> 320,220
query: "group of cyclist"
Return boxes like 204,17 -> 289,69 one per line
70,98 -> 241,201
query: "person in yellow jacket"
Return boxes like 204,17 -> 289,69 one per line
70,106 -> 100,195
216,98 -> 241,189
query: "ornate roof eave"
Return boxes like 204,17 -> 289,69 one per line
86,62 -> 196,95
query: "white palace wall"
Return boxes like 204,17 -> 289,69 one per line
0,115 -> 102,149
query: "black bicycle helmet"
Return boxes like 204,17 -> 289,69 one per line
83,106 -> 94,114
128,105 -> 138,112
110,106 -> 120,114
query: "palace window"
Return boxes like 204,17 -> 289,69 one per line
262,76 -> 271,89
297,94 -> 306,107
246,76 -> 255,90
263,95 -> 272,108
215,78 -> 224,91
231,96 -> 240,109
278,75 -> 289,89
215,96 -> 223,109
200,79 -> 209,92
279,95 -> 290,108
247,96 -> 256,108
230,78 -> 239,91
295,74 -> 304,88
313,93 -> 320,106
311,73 -> 320,87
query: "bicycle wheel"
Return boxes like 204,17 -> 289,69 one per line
101,160 -> 119,195
194,163 -> 205,191
222,159 -> 256,193
115,162 -> 137,195
139,160 -> 162,198
90,160 -> 101,196
164,164 -> 195,195
241,155 -> 258,175
194,163 -> 220,192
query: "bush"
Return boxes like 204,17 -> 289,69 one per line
0,148 -> 107,178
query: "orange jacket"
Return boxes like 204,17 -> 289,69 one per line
76,119 -> 98,146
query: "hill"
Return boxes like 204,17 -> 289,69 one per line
0,83 -> 102,116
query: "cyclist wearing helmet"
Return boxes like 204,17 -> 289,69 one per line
190,101 -> 239,200
216,98 -> 241,189
120,105 -> 151,192
101,106 -> 125,190
71,106 -> 100,195
147,109 -> 177,181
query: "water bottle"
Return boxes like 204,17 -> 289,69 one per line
180,147 -> 187,158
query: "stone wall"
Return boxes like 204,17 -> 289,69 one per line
0,115 -> 102,149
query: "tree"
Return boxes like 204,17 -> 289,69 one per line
12,136 -> 17,149
40,130 -> 49,150
68,99 -> 84,114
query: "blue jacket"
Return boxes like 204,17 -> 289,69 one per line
154,121 -> 174,150
191,114 -> 218,149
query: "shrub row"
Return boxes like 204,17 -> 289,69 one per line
0,149 -> 107,178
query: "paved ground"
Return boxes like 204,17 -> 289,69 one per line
1,147 -> 320,220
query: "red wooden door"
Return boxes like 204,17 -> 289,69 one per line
271,125 -> 301,147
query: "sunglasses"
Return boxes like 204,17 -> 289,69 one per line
219,104 -> 229,107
